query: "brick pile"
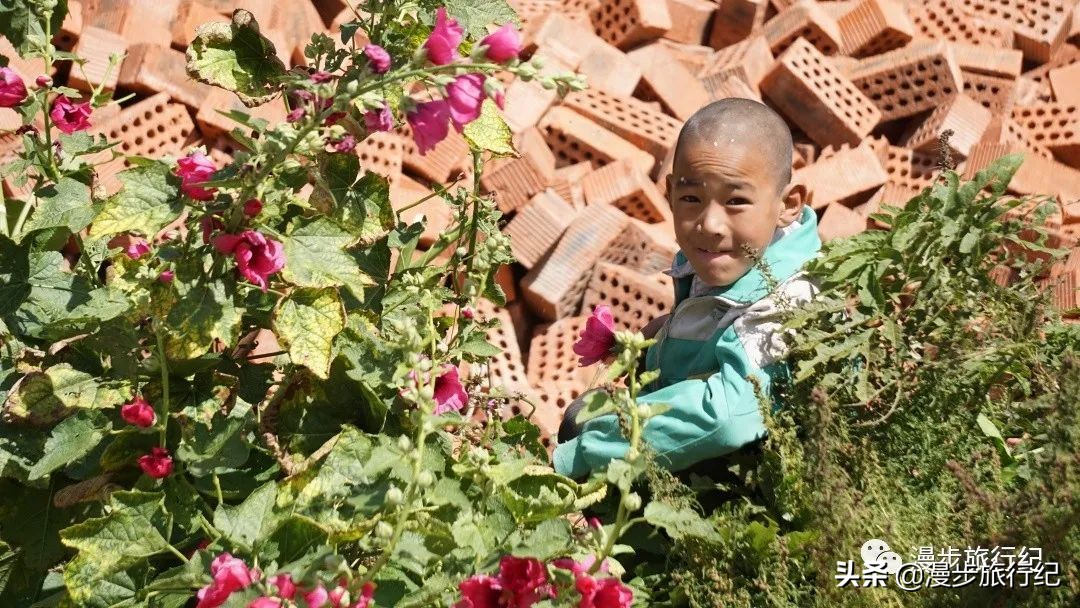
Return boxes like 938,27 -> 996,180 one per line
2,0 -> 1078,449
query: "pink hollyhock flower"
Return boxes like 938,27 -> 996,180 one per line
454,575 -> 502,608
364,104 -> 393,133
581,578 -> 633,608
423,7 -> 464,65
176,152 -> 218,201
196,583 -> 232,608
49,95 -> 92,133
498,556 -> 550,607
120,396 -> 156,427
310,70 -> 333,83
248,598 -> 282,608
324,111 -> 346,126
328,585 -> 350,607
159,270 -> 175,283
480,24 -> 522,63
212,230 -> 286,292
0,67 -> 27,107
573,305 -> 616,366
200,214 -> 224,245
211,553 -> 258,592
406,100 -> 450,155
433,365 -> 468,415
35,74 -> 51,88
305,585 -> 329,608
125,237 -> 150,260
364,44 -> 391,74
461,307 -> 474,320
138,447 -> 173,478
446,74 -> 486,132
286,107 -> 306,123
243,199 -> 263,217
354,582 -> 376,608
334,135 -> 356,153
269,574 -> 296,600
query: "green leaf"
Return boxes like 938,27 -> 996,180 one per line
176,401 -> 253,477
89,162 -> 183,237
0,424 -> 45,483
444,0 -> 518,38
4,364 -> 127,426
213,481 -> 278,550
263,516 -> 328,563
273,288 -> 346,379
281,217 -> 373,299
643,502 -> 719,541
162,280 -> 244,360
20,178 -> 96,239
28,411 -> 111,480
459,334 -> 502,358
64,556 -> 151,608
339,172 -> 395,245
60,491 -> 172,579
0,0 -> 68,55
574,390 -> 615,425
463,99 -> 516,157
185,9 -> 287,107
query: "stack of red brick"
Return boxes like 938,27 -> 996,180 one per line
2,0 -> 1078,448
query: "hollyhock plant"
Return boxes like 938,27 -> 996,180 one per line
334,135 -> 356,153
125,237 -> 150,260
305,585 -> 329,608
310,70 -> 333,83
355,582 -> 376,608
35,74 -> 51,88
269,574 -> 296,600
176,151 -> 218,201
158,270 -> 175,283
120,396 -> 156,427
138,447 -> 173,478
201,214 -> 225,244
455,575 -> 501,608
479,24 -> 522,63
573,305 -> 617,366
286,107 -> 305,123
49,95 -> 92,133
243,198 -> 263,217
423,7 -> 464,65
0,67 -> 27,107
248,598 -> 281,608
455,556 -> 552,608
196,553 -> 259,608
364,104 -> 393,133
406,100 -> 450,155
212,230 -> 286,292
364,44 -> 391,74
433,365 -> 468,414
446,74 -> 486,132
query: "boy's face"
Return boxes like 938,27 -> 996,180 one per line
667,137 -> 804,287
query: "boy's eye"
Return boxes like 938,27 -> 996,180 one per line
679,195 -> 701,204
728,197 -> 751,206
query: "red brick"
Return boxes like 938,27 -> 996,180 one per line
699,34 -> 773,91
582,262 -> 675,332
795,140 -> 888,208
628,43 -> 711,121
701,71 -> 763,102
847,40 -> 964,121
591,0 -> 672,49
761,38 -> 881,148
356,131 -> 405,187
195,87 -> 287,139
901,93 -> 992,159
708,0 -> 769,50
1049,61 -> 1080,105
965,142 -> 1080,202
908,0 -> 1015,49
838,0 -> 914,57
980,116 -> 1055,159
465,300 -> 532,393
510,0 -> 561,30
882,144 -> 942,192
1010,101 -> 1080,167
395,122 -> 470,184
0,38 -> 49,82
954,0 -> 1074,63
598,219 -> 679,273
1049,265 -> 1080,316
526,317 -> 599,390
582,160 -> 673,223
538,106 -> 656,174
522,11 -> 596,68
518,383 -> 585,451
268,0 -> 328,65
949,42 -> 1023,78
481,128 -> 557,213
655,39 -> 716,74
522,203 -> 631,320
560,87 -> 682,172
118,0 -> 179,46
818,201 -> 868,241
68,26 -> 127,92
390,176 -> 451,247
552,162 -> 591,208
664,0 -> 716,45
503,190 -> 578,269
172,0 -> 223,49
118,43 -> 213,109
961,70 -> 1017,114
760,0 -> 843,56
577,40 -> 643,98
501,51 -> 574,133
330,7 -> 371,48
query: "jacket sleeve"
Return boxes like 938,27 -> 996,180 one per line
552,326 -> 771,479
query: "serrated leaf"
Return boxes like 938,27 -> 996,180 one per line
162,280 -> 244,360
20,177 -> 96,239
444,0 -> 518,38
60,491 -> 172,577
273,288 -> 346,379
176,401 -> 252,477
4,364 -> 126,426
214,481 -> 278,551
0,0 -> 68,54
281,217 -> 373,299
89,162 -> 183,237
185,9 -> 287,107
463,99 -> 516,157
28,411 -> 111,480
643,502 -> 719,540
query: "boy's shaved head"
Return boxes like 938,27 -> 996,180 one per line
675,98 -> 794,193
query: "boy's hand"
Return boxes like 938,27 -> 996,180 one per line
641,314 -> 670,339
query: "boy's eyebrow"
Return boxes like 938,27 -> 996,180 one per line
674,176 -> 752,190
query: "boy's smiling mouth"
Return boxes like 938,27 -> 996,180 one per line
695,247 -> 733,261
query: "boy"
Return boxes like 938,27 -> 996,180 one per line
552,98 -> 822,480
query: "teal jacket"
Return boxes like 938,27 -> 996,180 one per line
553,206 -> 822,479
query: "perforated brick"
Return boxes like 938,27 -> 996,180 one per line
949,43 -> 1023,78
118,43 -> 212,109
656,39 -> 716,74
961,70 -> 1016,113
1019,44 -> 1080,100
847,40 -> 963,121
965,142 -> 1080,202
500,53 -> 569,133
701,71 -> 763,102
908,0 -> 1015,49
760,0 -> 843,56
172,0 -> 224,49
794,140 -> 888,208
664,0 -> 716,45
955,0 -> 1074,63
1049,265 -> 1080,316
838,0 -> 914,57
466,300 -> 532,393
582,160 -> 673,223
526,317 -> 599,390
883,144 -> 940,192
522,12 -> 596,68
597,219 -> 679,274
522,203 -> 631,320
503,190 -> 578,269
552,162 -> 591,208
196,88 -> 287,139
395,122 -> 470,184
538,106 -> 656,174
118,0 -> 178,47
628,43 -> 711,121
390,175 -> 451,247
761,38 -> 881,148
818,201 -> 868,241
699,34 -> 773,91
591,0 -> 673,49
559,88 -> 682,170
582,262 -> 675,333
481,128 -> 557,213
68,26 -> 127,92
510,0 -> 562,29
577,39 -> 643,98
1011,101 -> 1080,167
901,93 -> 992,159
90,93 -> 195,194
518,383 -> 585,451
355,131 -> 405,187
709,0 -> 770,50
1049,61 -> 1080,106
980,116 -> 1055,159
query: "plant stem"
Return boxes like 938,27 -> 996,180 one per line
154,327 -> 170,445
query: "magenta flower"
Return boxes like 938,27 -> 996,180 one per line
461,307 -> 474,320
269,574 -> 296,600
0,67 -> 27,107
243,198 -> 262,217
573,305 -> 617,366
433,365 -> 468,415
310,70 -> 333,83
35,74 -> 51,88
212,230 -> 285,292
446,74 -> 486,132
355,582 -> 376,608
247,598 -> 282,608
334,135 -> 356,153
286,107 -> 305,122
305,585 -> 329,608
423,7 -> 464,65
138,447 -> 173,479
406,100 -> 451,155
497,556 -> 550,607
49,95 -> 91,133
364,104 -> 393,133
120,396 -> 156,427
455,575 -> 502,608
176,151 -> 217,201
364,44 -> 392,74
158,270 -> 175,283
197,553 -> 259,608
124,237 -> 150,260
581,578 -> 633,608
200,214 -> 224,245
480,24 -> 522,63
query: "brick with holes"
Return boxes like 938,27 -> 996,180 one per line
196,87 -> 287,139
67,26 -> 127,92
961,70 -> 1017,114
503,190 -> 579,269
522,11 -> 599,67
699,34 -> 773,92
118,43 -> 213,109
980,116 -> 1055,159
518,383 -> 586,451
949,43 -> 1023,79
908,0 -> 1015,49
522,202 -> 631,320
1049,61 -> 1080,105
577,39 -> 643,98
761,38 -> 881,148
664,0 -> 716,45
953,0 -> 1074,63
838,0 -> 914,57
537,106 -> 656,174
481,128 -> 557,213
355,131 -> 405,186
708,0 -> 769,50
559,88 -> 682,172
500,51 -> 574,133
1011,101 -> 1080,167
552,162 -> 591,208
464,300 -> 533,393
818,201 -> 868,241
794,139 -> 888,208
172,0 -> 224,49
964,142 -> 1080,202
847,40 -> 964,122
598,219 -> 679,274
582,262 -> 675,332
702,71 -> 763,103
591,0 -> 673,49
901,93 -> 992,160
656,39 -> 717,75
582,160 -> 673,223
759,0 -> 843,56
526,317 -> 602,389
628,43 -> 711,121
395,122 -> 470,184
882,144 -> 941,192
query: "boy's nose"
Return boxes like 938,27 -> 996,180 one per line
697,205 -> 729,237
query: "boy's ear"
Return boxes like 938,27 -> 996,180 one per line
665,173 -> 673,204
777,182 -> 808,227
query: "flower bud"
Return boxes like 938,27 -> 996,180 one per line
540,78 -> 556,90
417,470 -> 435,487
455,246 -> 468,258
622,492 -> 642,512
636,404 -> 652,418
385,486 -> 404,506
397,435 -> 412,452
375,521 -> 394,540
35,75 -> 51,88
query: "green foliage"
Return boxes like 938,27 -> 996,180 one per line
184,8 -> 288,107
